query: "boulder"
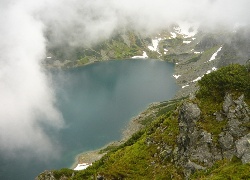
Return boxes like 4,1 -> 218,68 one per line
223,93 -> 234,114
214,111 -> 224,121
179,102 -> 201,124
218,132 -> 234,150
235,133 -> 250,164
184,161 -> 205,177
35,170 -> 56,180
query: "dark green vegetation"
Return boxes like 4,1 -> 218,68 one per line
38,64 -> 250,179
197,64 -> 250,102
196,64 -> 250,142
191,157 -> 250,179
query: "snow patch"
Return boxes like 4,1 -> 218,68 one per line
148,38 -> 161,51
194,51 -> 201,54
46,57 -> 52,59
148,46 -> 155,51
173,75 -> 181,79
170,32 -> 177,38
74,163 -> 92,171
193,67 -> 217,82
209,46 -> 222,61
163,49 -> 168,55
206,70 -> 212,74
206,67 -> 217,74
183,41 -> 191,44
182,84 -> 189,88
192,76 -> 202,82
132,51 -> 148,59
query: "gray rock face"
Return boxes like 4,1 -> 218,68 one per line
176,94 -> 250,178
236,133 -> 250,164
176,102 -> 215,176
179,102 -> 201,124
227,119 -> 245,138
217,94 -> 250,162
35,170 -> 56,180
218,131 -> 235,159
214,111 -> 224,121
223,93 -> 234,114
219,132 -> 234,150
184,160 -> 206,178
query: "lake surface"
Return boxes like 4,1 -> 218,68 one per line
0,59 -> 178,180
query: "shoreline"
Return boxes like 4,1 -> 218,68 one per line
44,57 -> 165,69
64,54 -> 197,169
70,140 -> 124,169
71,102 -> 162,169
49,58 -> 180,170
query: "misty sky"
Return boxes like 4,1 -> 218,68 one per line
0,0 -> 250,159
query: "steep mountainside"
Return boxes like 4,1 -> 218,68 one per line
37,64 -> 250,179
44,25 -> 250,98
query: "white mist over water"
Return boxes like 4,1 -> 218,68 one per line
1,0 -> 250,159
0,0 -> 64,159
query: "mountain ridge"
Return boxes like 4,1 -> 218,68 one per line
44,25 -> 250,98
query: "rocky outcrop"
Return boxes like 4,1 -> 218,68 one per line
218,94 -> 250,161
36,170 -> 56,180
176,102 -> 217,177
235,134 -> 250,164
36,170 -> 75,180
175,94 -> 250,178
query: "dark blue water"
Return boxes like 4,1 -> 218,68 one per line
0,59 -> 178,180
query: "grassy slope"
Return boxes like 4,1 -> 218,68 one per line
192,158 -> 250,180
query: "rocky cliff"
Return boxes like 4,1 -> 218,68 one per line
176,94 -> 250,177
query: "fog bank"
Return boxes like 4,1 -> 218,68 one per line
0,0 -> 249,159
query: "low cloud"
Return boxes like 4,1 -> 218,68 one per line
42,0 -> 250,47
0,0 -> 63,158
0,0 -> 249,159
